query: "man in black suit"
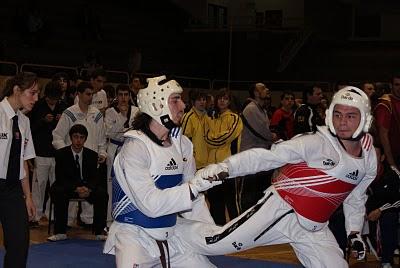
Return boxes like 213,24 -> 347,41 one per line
48,124 -> 108,241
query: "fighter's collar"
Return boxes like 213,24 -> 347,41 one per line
336,135 -> 363,157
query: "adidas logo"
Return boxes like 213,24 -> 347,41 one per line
345,169 -> 359,180
165,158 -> 178,170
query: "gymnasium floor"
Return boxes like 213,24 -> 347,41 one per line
1,218 -> 396,267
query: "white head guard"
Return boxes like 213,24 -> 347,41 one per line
325,86 -> 372,139
137,75 -> 183,129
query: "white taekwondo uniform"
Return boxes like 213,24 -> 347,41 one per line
52,104 -> 106,156
74,89 -> 108,112
175,126 -> 377,268
104,127 -> 216,268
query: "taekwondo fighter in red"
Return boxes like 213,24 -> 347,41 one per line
175,86 -> 377,268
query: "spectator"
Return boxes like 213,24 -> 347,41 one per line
293,84 -> 324,135
129,75 -> 142,106
104,84 -> 139,225
206,93 -> 215,117
375,73 -> 400,183
270,91 -> 295,141
239,83 -> 275,212
52,72 -> 71,109
204,88 -> 243,224
48,124 -> 108,241
74,68 -> 108,114
366,145 -> 399,268
103,84 -> 116,108
30,81 -> 64,225
53,81 -> 107,226
181,89 -> 209,170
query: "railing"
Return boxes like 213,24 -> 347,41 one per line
134,72 -> 212,91
187,15 -> 305,31
0,61 -> 19,76
3,61 -> 337,94
80,68 -> 129,84
20,64 -> 79,79
212,79 -> 332,92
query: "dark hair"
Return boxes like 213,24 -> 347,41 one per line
52,72 -> 70,81
52,72 -> 70,89
248,84 -> 255,99
280,91 -> 295,100
44,81 -> 62,99
302,84 -> 321,104
131,112 -> 152,131
375,82 -> 391,96
359,81 -> 375,88
130,74 -> 141,83
69,124 -> 88,139
77,81 -> 93,93
214,88 -> 234,116
90,68 -> 107,80
104,84 -> 116,98
66,86 -> 77,98
334,81 -> 348,92
189,89 -> 206,104
116,84 -> 130,94
2,72 -> 38,99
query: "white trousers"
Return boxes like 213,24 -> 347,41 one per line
174,187 -> 349,268
104,222 -> 216,268
31,156 -> 56,221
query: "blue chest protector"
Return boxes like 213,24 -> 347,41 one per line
112,170 -> 183,228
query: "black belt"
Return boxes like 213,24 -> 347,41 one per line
156,240 -> 170,268
110,139 -> 124,146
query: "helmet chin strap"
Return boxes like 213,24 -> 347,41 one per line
330,130 -> 364,157
342,132 -> 365,141
160,114 -> 177,130
329,129 -> 365,142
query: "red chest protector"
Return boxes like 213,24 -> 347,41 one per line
272,162 -> 356,231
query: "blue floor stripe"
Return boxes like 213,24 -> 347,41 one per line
0,239 -> 301,268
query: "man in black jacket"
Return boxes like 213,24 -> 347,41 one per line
48,124 -> 108,241
293,84 -> 324,135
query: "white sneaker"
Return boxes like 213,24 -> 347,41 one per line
47,233 -> 67,242
382,263 -> 392,268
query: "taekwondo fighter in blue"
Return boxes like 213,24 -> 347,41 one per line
104,76 -> 220,268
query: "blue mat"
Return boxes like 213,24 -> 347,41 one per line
0,239 -> 300,268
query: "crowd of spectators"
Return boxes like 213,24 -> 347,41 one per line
0,69 -> 399,267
